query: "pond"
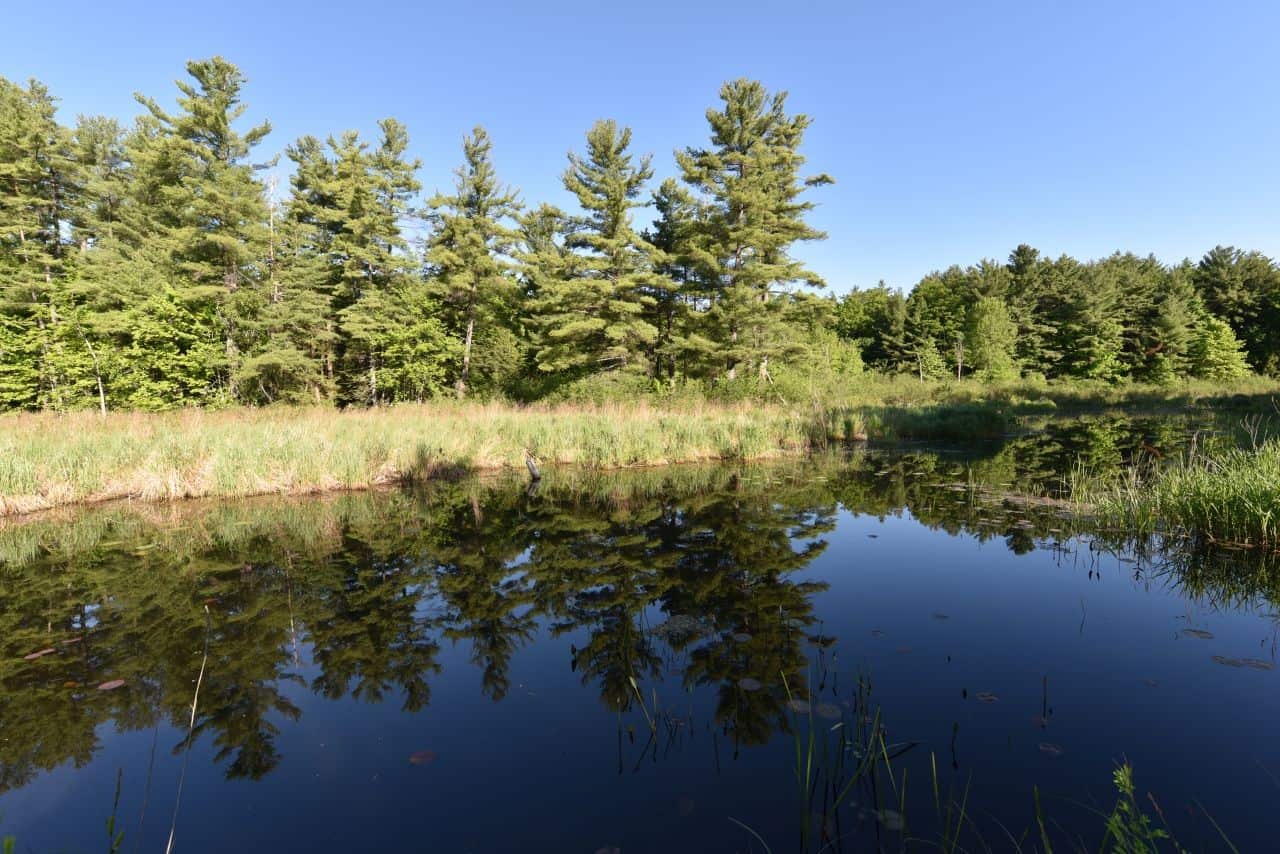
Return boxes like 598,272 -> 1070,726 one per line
1,417 -> 1277,852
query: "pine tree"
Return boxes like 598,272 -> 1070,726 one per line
528,120 -> 663,380
284,120 -> 423,404
643,178 -> 698,381
0,76 -> 83,409
122,57 -> 273,401
425,127 -> 521,398
1190,315 -> 1251,381
675,79 -> 833,383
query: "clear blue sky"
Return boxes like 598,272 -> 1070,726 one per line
5,0 -> 1278,292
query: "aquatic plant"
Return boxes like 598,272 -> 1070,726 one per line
1080,439 -> 1280,549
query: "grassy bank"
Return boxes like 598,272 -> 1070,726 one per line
2,376 -> 1275,518
0,402 -> 892,516
1080,439 -> 1280,549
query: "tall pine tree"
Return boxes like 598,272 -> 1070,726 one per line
425,127 -> 521,398
674,79 -> 833,383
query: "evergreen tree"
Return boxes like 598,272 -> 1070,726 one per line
425,127 -> 521,397
675,79 -> 833,383
528,120 -> 663,379
1189,315 -> 1251,381
0,76 -> 80,409
1193,246 -> 1280,373
284,120 -> 424,404
128,57 -> 272,399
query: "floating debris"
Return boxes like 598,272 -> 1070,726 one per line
1038,742 -> 1065,758
786,698 -> 811,713
648,614 -> 713,642
816,703 -> 842,721
974,691 -> 999,704
1180,629 -> 1215,640
23,648 -> 55,661
97,679 -> 125,691
1241,658 -> 1275,671
408,750 -> 437,765
738,677 -> 763,692
1212,656 -> 1244,668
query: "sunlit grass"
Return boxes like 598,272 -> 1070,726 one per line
1078,439 -> 1280,549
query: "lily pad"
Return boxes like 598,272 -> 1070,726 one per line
1038,742 -> 1065,757
738,677 -> 763,692
1180,628 -> 1215,639
97,679 -> 125,691
1212,655 -> 1244,668
408,750 -> 437,765
816,702 -> 842,720
1241,658 -> 1275,671
974,691 -> 999,704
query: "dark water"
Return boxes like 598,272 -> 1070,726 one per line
1,418 -> 1277,852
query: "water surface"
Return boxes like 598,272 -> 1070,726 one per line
1,419 -> 1276,852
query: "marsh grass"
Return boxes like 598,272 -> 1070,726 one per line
3,375 -> 1275,517
1078,439 -> 1280,549
0,400 -> 1005,516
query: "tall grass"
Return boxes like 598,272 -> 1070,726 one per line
0,402 -> 875,516
1078,439 -> 1280,549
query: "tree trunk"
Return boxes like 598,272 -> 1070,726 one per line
368,354 -> 378,406
456,308 -> 475,399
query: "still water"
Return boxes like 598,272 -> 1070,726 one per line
1,419 -> 1276,852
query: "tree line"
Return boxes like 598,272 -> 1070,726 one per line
0,57 -> 840,411
839,244 -> 1273,385
2,57 -> 1275,413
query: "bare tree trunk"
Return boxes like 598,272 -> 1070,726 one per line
457,305 -> 475,399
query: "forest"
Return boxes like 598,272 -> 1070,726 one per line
2,56 -> 1277,413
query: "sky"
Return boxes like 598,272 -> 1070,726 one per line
4,0 -> 1278,293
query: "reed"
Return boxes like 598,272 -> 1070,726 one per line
1078,439 -> 1280,549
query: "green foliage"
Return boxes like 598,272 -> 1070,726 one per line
426,127 -> 521,398
2,63 -> 1276,415
965,297 -> 1019,381
674,79 -> 833,383
1190,315 -> 1251,381
1101,763 -> 1174,853
528,120 -> 663,380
